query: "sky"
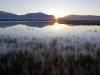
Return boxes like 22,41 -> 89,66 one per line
0,0 -> 100,18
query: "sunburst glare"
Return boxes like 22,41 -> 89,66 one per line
48,8 -> 66,18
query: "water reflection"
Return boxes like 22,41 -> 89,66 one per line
0,21 -> 55,27
0,22 -> 100,40
51,22 -> 69,31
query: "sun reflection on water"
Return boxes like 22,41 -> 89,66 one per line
42,22 -> 71,37
51,22 -> 69,31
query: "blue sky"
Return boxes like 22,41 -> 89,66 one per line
0,0 -> 100,17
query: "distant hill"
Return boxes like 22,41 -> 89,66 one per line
0,11 -> 55,21
0,11 -> 19,19
58,15 -> 100,25
20,12 -> 54,20
59,15 -> 100,21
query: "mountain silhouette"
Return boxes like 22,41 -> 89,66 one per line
0,11 -> 19,19
0,11 -> 55,20
1,11 -> 100,21
59,15 -> 100,21
20,12 -> 54,20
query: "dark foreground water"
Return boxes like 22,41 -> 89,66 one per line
0,21 -> 100,75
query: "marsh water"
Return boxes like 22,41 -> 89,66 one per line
0,21 -> 100,40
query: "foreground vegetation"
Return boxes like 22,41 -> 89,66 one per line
0,35 -> 100,75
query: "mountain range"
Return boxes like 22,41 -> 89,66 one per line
59,15 -> 100,21
0,11 -> 100,21
0,11 -> 55,20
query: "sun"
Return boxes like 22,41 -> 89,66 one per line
48,8 -> 66,18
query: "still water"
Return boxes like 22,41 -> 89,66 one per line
0,21 -> 100,40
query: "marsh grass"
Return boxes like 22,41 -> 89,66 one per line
0,35 -> 100,75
